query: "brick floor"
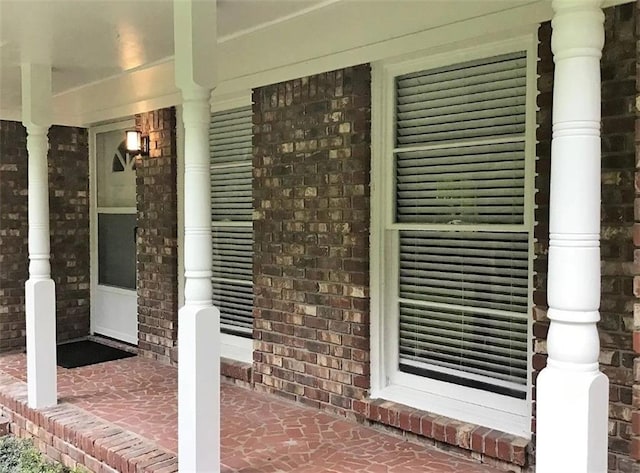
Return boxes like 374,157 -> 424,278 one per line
0,352 -> 503,472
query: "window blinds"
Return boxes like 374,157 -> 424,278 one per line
394,51 -> 530,398
395,52 -> 527,147
210,106 -> 254,336
210,107 -> 254,221
398,231 -> 529,396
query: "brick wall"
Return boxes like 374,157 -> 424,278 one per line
49,126 -> 91,342
252,65 -> 372,414
632,0 -> 640,469
0,121 -> 90,350
537,4 -> 638,472
0,121 -> 28,351
135,108 -> 179,364
600,4 -> 637,471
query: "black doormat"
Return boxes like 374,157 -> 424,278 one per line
56,340 -> 135,369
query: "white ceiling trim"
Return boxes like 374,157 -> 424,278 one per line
219,0 -> 340,43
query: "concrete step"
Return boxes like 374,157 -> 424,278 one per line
0,416 -> 10,437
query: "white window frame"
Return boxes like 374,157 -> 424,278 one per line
370,35 -> 537,438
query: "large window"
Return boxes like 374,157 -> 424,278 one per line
209,105 -> 254,339
371,40 -> 535,436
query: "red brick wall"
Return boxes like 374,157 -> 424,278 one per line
49,126 -> 91,342
135,108 -> 179,364
0,121 -> 90,350
537,4 -> 638,472
252,65 -> 372,414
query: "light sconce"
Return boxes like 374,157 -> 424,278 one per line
125,130 -> 149,156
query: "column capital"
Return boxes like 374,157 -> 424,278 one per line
180,86 -> 212,103
180,92 -> 211,129
24,124 -> 50,137
552,0 -> 604,60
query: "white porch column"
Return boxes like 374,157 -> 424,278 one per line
536,1 -> 607,472
21,63 -> 57,409
173,1 -> 220,472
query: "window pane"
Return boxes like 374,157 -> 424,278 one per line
398,230 -> 528,397
98,213 -> 136,290
392,51 -> 531,397
395,142 -> 526,224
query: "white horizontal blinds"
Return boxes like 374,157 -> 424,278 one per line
398,231 -> 529,396
395,51 -> 526,146
210,106 -> 253,221
393,51 -> 530,398
210,106 -> 254,336
211,166 -> 253,220
399,231 -> 529,310
212,227 -> 253,333
395,51 -> 527,225
396,142 -> 526,224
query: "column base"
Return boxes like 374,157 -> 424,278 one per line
25,278 -> 57,409
178,304 -> 220,473
536,364 -> 608,472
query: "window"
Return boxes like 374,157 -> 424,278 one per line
209,106 -> 254,339
111,140 -> 136,172
371,40 -> 535,436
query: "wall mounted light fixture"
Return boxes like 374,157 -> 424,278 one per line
125,130 -> 149,156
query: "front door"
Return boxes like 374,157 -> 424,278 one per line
91,122 -> 138,344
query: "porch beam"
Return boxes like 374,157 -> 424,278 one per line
536,1 -> 608,471
173,1 -> 220,472
21,63 -> 57,409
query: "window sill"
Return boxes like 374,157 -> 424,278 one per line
353,396 -> 530,467
220,333 -> 253,364
380,375 -> 530,437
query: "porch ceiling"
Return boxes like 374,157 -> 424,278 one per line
0,0 -> 629,126
0,0 -> 326,116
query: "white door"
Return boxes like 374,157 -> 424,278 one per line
91,122 -> 138,345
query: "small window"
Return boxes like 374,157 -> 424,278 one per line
210,106 -> 254,337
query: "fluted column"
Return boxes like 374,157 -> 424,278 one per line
536,1 -> 608,471
21,63 -> 57,409
173,1 -> 220,471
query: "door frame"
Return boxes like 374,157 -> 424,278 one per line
89,119 -> 138,345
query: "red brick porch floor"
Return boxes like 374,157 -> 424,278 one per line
0,353 -> 502,473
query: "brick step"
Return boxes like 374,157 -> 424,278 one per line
0,416 -> 10,437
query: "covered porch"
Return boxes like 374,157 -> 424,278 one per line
0,351 -> 502,473
1,0 -> 634,471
